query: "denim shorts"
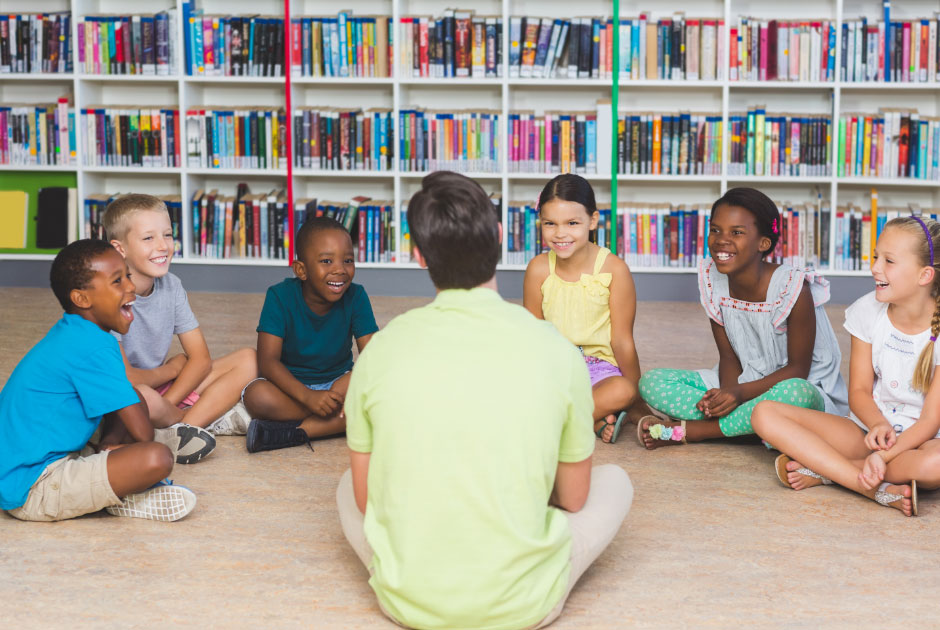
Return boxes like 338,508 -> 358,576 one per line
240,375 -> 343,403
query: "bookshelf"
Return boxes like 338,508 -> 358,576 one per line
1,0 -> 938,284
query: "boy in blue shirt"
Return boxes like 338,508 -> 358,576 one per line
0,240 -> 196,522
242,216 -> 378,452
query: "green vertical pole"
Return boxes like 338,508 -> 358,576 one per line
611,0 -> 619,254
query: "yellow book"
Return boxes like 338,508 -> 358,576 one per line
0,190 -> 29,248
870,188 -> 878,263
642,209 -> 651,267
561,118 -> 570,173
862,117 -> 872,177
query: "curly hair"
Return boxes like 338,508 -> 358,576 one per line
50,239 -> 118,312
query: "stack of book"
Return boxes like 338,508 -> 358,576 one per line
618,202 -> 710,267
505,202 -> 541,264
295,197 -> 396,263
0,12 -> 73,74
837,109 -> 940,181
728,109 -> 832,177
615,14 -> 724,81
84,193 -> 183,256
399,11 -> 502,79
0,99 -> 76,166
182,8 -> 284,77
398,109 -> 500,173
185,107 -> 288,170
833,203 -> 940,271
731,18 -> 836,82
508,111 -> 601,175
77,13 -> 178,76
841,10 -> 939,82
81,107 -> 181,168
617,111 -> 723,176
191,185 -> 288,259
291,13 -> 390,78
292,108 -> 394,171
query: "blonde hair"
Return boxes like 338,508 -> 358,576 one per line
102,194 -> 168,242
884,216 -> 940,393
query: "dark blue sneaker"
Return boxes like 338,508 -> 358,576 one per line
245,419 -> 313,453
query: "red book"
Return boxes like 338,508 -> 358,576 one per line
758,22 -> 768,81
291,20 -> 301,73
819,22 -> 828,80
898,116 -> 910,177
419,18 -> 429,77
114,20 -> 125,71
919,21 -> 928,81
252,196 -> 262,257
729,28 -> 738,80
766,21 -> 777,80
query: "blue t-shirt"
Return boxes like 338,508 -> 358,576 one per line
256,279 -> 378,385
0,314 -> 139,510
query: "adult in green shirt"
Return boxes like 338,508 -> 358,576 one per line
338,171 -> 633,630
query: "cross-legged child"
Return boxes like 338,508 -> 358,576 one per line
0,240 -> 196,522
103,194 -> 257,463
753,216 -> 940,517
523,174 -> 641,444
241,216 -> 378,453
637,187 -> 848,448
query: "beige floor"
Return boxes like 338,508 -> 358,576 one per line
1,286 -> 937,629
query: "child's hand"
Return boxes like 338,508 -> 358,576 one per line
699,388 -> 739,418
305,389 -> 344,417
859,452 -> 887,490
165,353 -> 188,378
864,422 -> 896,451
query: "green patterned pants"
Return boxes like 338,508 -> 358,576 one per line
638,368 -> 825,437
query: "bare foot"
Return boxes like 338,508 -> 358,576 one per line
594,415 -> 616,443
785,459 -> 829,490
874,483 -> 914,517
637,416 -> 684,450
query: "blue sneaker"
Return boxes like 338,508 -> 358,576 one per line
106,479 -> 197,522
245,419 -> 313,453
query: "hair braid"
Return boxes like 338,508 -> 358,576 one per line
912,290 -> 940,394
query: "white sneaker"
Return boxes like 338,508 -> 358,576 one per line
106,480 -> 197,522
153,423 -> 216,464
208,401 -> 252,436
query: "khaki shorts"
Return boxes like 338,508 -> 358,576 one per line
7,446 -> 121,522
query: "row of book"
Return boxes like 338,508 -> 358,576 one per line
292,13 -> 390,78
837,110 -> 940,181
84,193 -> 183,257
613,15 -> 724,81
617,112 -> 722,176
1,100 -> 76,166
191,185 -> 289,259
833,205 -> 940,271
731,19 -> 836,83
182,8 -> 285,77
0,12 -> 72,74
399,110 -> 500,173
295,197 -> 396,263
400,12 -> 501,79
81,108 -> 181,168
185,108 -> 288,170
293,108 -> 394,172
728,110 -> 832,178
841,7 -> 940,83
76,13 -> 178,76
508,111 -> 599,175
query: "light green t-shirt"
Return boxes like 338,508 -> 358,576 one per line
345,288 -> 595,630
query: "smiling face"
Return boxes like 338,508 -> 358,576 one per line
112,209 -> 174,288
871,226 -> 934,304
73,248 -> 138,334
707,204 -> 772,272
293,228 -> 356,314
539,198 -> 598,259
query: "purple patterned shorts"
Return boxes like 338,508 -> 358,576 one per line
584,355 -> 622,387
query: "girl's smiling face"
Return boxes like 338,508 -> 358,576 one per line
539,199 -> 598,260
708,204 -> 772,272
871,226 -> 933,304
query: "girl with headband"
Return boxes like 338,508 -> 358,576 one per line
753,215 -> 940,517
637,188 -> 848,448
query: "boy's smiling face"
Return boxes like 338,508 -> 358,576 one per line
293,228 -> 356,316
73,248 -> 138,334
112,209 -> 174,290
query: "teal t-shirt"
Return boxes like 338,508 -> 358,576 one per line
0,314 -> 139,510
346,288 -> 595,630
257,278 -> 378,385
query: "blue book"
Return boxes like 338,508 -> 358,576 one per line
827,22 -> 836,81
301,18 -> 311,75
883,0 -> 891,81
591,19 -> 601,79
586,116 -> 596,173
181,2 -> 193,74
337,12 -> 349,77
192,12 -> 204,74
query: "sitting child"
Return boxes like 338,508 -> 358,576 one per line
523,174 -> 641,443
242,216 -> 378,452
753,216 -> 940,517
103,194 -> 258,462
637,187 -> 848,448
0,240 -> 196,522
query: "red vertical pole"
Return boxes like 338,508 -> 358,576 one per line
285,0 -> 295,263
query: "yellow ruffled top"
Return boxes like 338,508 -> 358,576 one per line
541,247 -> 616,366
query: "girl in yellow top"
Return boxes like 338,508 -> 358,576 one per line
523,174 -> 641,443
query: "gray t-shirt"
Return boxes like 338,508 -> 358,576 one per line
111,272 -> 199,370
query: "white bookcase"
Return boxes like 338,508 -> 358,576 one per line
2,0 -> 939,281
